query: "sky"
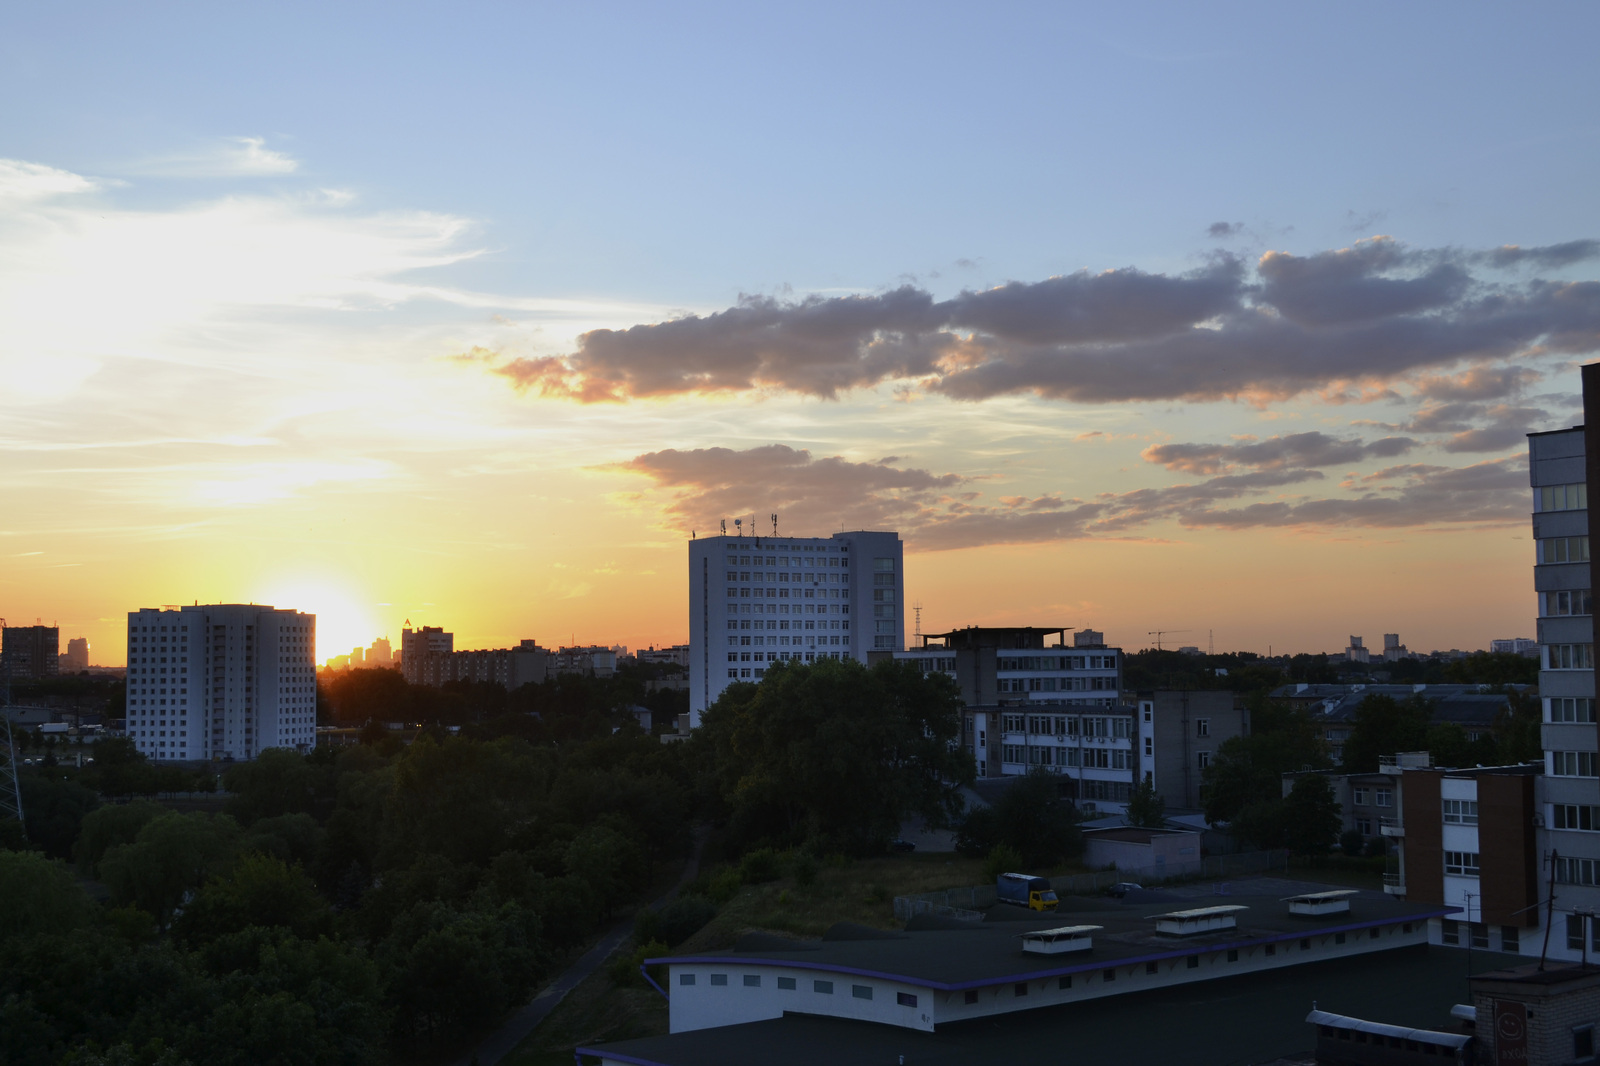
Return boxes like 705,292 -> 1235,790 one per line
3,3 -> 1599,665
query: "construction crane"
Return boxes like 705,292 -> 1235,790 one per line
1147,629 -> 1191,651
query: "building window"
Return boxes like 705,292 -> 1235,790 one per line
710,974 -> 728,986
1146,961 -> 1159,974
1550,698 -> 1598,724
1538,483 -> 1588,512
964,989 -> 979,1004
1102,969 -> 1116,982
852,985 -> 872,1000
1334,933 -> 1346,945
897,992 -> 917,1007
1058,975 -> 1072,988
1187,955 -> 1200,968
1502,926 -> 1520,952
1470,924 -> 1490,948
814,980 -> 833,994
1575,1025 -> 1595,1061
1197,751 -> 1211,770
1227,949 -> 1240,961
1552,752 -> 1600,777
1554,805 -> 1600,831
1353,787 -> 1369,805
1444,851 -> 1481,876
1543,590 -> 1596,617
743,975 -> 760,987
1548,644 -> 1597,670
1375,789 -> 1394,808
1356,818 -> 1373,835
1196,719 -> 1210,737
679,973 -> 696,985
1570,914 -> 1590,951
1442,800 -> 1479,825
1540,536 -> 1591,564
1441,920 -> 1459,945
1265,943 -> 1276,956
1556,856 -> 1600,886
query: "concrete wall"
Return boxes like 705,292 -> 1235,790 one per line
1083,830 -> 1202,878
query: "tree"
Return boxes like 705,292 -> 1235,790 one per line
697,658 -> 974,855
1202,699 -> 1329,825
1281,775 -> 1342,856
1339,694 -> 1431,772
0,851 -> 94,944
1126,777 -> 1166,829
955,769 -> 1082,868
98,811 -> 241,926
1494,689 -> 1544,764
75,799 -> 164,875
174,853 -> 331,946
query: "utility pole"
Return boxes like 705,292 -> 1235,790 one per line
0,657 -> 23,833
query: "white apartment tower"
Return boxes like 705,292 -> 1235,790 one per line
688,529 -> 904,727
125,603 -> 317,762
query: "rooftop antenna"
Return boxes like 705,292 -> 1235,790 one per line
771,513 -> 778,537
1209,629 -> 1214,656
914,602 -> 923,642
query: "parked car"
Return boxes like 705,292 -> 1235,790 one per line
889,839 -> 917,853
1107,882 -> 1144,898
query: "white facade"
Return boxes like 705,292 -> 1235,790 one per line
125,603 -> 317,762
688,530 -> 904,726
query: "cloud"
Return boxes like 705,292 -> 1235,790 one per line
0,159 -> 98,203
130,137 -> 299,178
1411,364 -> 1541,401
1390,400 -> 1550,453
1484,241 -> 1600,271
618,443 -> 1523,552
477,235 -> 1600,408
1208,221 -> 1243,238
1141,432 -> 1415,475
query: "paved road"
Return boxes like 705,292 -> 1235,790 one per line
456,834 -> 706,1066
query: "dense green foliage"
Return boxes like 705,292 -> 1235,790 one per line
956,769 -> 1084,868
1122,648 -> 1538,697
1125,777 -> 1166,829
694,657 -> 974,855
3,719 -> 694,1064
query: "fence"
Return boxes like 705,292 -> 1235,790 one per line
892,849 -> 1290,920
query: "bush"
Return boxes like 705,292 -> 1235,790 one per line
983,843 -> 1023,885
739,848 -> 782,885
707,866 -> 742,904
1339,829 -> 1365,857
791,852 -> 819,887
1364,835 -> 1388,858
608,938 -> 669,987
653,896 -> 717,947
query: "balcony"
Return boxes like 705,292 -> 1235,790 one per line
1380,816 -> 1404,838
1382,873 -> 1406,896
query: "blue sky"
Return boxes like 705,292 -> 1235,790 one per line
4,3 -> 1598,660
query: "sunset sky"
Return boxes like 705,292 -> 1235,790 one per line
4,4 -> 1599,665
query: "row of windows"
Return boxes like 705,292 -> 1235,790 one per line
1439,920 -> 1514,951
1552,751 -> 1600,777
730,587 -> 850,600
729,570 -> 850,583
1551,698 -> 1598,723
679,973 -> 901,1004
1442,799 -> 1477,825
1555,856 -> 1600,886
1444,851 -> 1480,876
999,676 -> 1116,693
1018,715 -> 1133,739
1547,644 -> 1595,670
997,655 -> 1117,671
1538,483 -> 1588,512
725,551 -> 848,567
730,625 -> 847,644
1553,804 -> 1600,831
1540,536 -> 1591,564
1543,590 -> 1595,617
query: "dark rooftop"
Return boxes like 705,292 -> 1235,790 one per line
649,888 -> 1450,990
588,944 -> 1519,1066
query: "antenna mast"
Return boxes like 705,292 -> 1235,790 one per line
0,653 -> 23,834
914,602 -> 923,642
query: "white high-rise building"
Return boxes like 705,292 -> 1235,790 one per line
124,603 -> 317,762
688,529 -> 904,727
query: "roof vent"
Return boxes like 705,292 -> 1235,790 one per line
1150,905 -> 1248,936
1284,890 -> 1358,916
1019,925 -> 1102,955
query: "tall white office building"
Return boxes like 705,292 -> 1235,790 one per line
688,529 -> 904,727
125,603 -> 317,762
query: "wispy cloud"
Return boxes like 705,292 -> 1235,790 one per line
129,136 -> 300,178
0,159 -> 99,202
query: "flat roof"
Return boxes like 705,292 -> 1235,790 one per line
587,943 -> 1518,1066
1020,925 -> 1102,939
1284,890 -> 1360,903
648,889 -> 1450,991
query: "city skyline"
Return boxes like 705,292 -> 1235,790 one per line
5,6 -> 1599,664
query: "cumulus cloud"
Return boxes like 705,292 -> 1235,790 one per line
0,159 -> 98,202
1142,432 -> 1415,475
479,235 -> 1600,407
619,443 -> 1524,552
